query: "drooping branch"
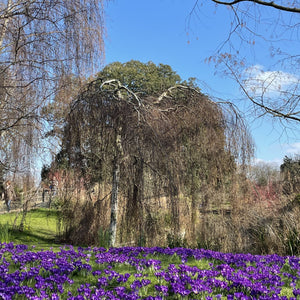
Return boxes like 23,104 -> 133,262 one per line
210,0 -> 300,13
0,0 -> 106,176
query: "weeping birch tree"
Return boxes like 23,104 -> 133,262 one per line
0,0 -> 105,183
57,61 -> 253,247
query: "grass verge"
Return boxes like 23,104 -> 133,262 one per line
0,208 -> 60,250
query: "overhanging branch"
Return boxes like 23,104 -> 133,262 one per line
223,61 -> 300,122
210,0 -> 300,13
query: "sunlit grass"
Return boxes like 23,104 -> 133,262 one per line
0,208 -> 60,250
0,223 -> 11,243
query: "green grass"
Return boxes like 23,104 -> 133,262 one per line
0,223 -> 11,243
0,208 -> 61,250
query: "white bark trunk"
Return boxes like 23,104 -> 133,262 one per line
109,127 -> 123,247
109,157 -> 120,247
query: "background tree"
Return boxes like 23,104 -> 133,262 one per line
249,161 -> 280,187
248,161 -> 281,206
0,0 -> 105,185
97,60 -> 190,96
55,61 -> 253,246
191,1 -> 299,123
280,155 -> 300,195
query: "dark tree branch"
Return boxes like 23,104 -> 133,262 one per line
210,0 -> 300,13
223,60 -> 300,122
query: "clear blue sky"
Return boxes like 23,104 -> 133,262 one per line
103,0 -> 300,166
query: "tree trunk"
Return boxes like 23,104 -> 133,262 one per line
191,170 -> 197,238
109,127 -> 123,247
191,193 -> 196,238
109,157 -> 120,247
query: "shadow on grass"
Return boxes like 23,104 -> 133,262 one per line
8,228 -> 58,244
1,208 -> 90,249
27,207 -> 60,218
1,208 -> 63,247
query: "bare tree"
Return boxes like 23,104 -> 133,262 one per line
0,0 -> 105,181
190,1 -> 300,123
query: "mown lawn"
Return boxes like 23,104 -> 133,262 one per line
0,209 -> 299,299
0,208 -> 60,250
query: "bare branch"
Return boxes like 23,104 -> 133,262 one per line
223,60 -> 300,122
191,1 -> 300,128
100,79 -> 142,107
211,0 -> 300,13
156,85 -> 199,103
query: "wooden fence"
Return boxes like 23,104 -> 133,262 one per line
0,186 -> 53,214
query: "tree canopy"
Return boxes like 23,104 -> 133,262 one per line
96,60 -> 182,96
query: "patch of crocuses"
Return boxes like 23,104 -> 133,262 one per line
0,242 -> 299,299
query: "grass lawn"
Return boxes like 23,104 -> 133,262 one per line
0,208 -> 61,250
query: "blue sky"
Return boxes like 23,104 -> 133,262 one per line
103,0 -> 300,166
